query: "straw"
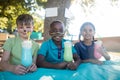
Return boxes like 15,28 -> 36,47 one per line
27,32 -> 31,40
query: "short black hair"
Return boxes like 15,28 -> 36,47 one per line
50,20 -> 64,29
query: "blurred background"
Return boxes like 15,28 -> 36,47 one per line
0,0 -> 120,60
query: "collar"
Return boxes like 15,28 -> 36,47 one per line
16,35 -> 23,42
49,39 -> 65,49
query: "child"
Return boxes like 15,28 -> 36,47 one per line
0,14 -> 39,74
37,20 -> 81,70
74,22 -> 110,64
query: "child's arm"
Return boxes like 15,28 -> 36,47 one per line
99,46 -> 111,60
36,54 -> 68,69
0,51 -> 27,74
95,41 -> 110,60
73,53 -> 81,66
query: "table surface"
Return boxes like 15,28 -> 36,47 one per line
0,60 -> 120,80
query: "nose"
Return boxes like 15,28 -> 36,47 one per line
24,30 -> 26,32
23,26 -> 27,32
86,30 -> 90,34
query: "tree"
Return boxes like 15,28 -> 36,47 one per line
0,0 -> 45,34
0,0 -> 29,33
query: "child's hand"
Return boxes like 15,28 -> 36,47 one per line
57,62 -> 68,69
97,46 -> 110,60
13,65 -> 27,75
26,63 -> 37,72
67,61 -> 77,70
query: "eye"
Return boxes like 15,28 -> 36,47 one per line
18,27 -> 23,29
89,29 -> 92,32
26,26 -> 31,28
83,29 -> 87,32
51,30 -> 57,33
59,29 -> 63,32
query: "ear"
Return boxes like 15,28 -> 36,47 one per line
30,26 -> 34,32
32,26 -> 34,29
32,26 -> 34,28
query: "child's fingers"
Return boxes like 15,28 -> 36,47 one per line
26,67 -> 30,72
14,65 -> 27,74
67,62 -> 77,70
19,65 -> 27,70
27,63 -> 37,72
18,69 -> 27,74
30,65 -> 37,72
26,63 -> 34,71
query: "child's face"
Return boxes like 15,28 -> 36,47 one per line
81,25 -> 95,40
17,23 -> 33,40
49,23 -> 64,42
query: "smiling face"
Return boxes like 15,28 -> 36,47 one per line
81,24 -> 95,41
17,23 -> 33,40
16,14 -> 34,40
49,21 -> 64,42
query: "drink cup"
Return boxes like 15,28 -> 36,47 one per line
21,40 -> 32,67
94,40 -> 102,59
64,41 -> 73,62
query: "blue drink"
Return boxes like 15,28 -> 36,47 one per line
21,41 -> 32,67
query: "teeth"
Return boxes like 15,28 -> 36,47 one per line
55,36 -> 60,38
